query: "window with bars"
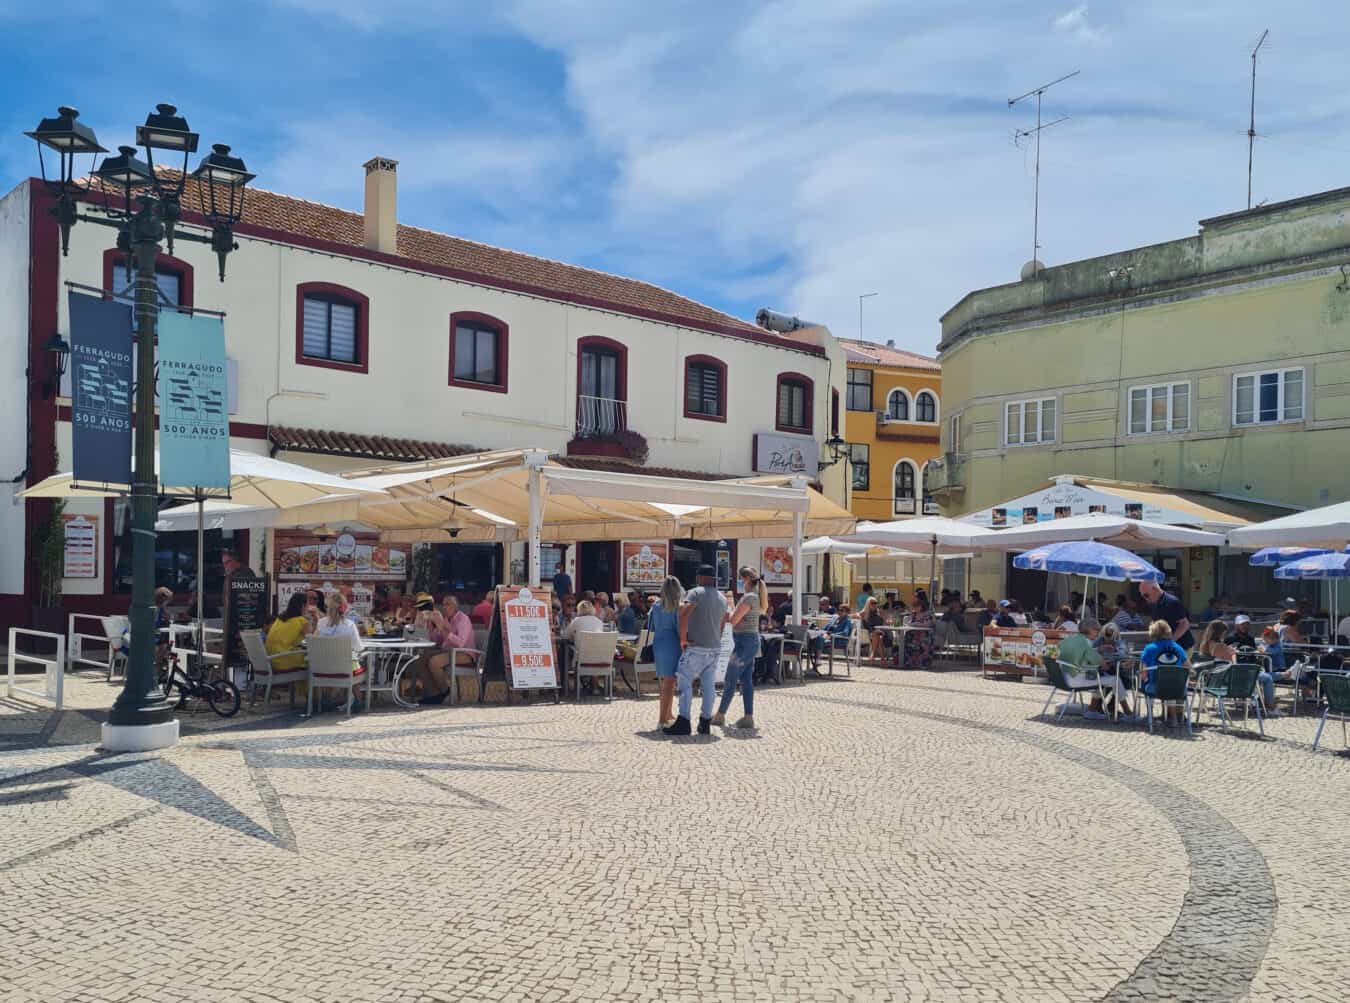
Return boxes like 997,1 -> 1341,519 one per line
453,320 -> 502,386
916,391 -> 937,422
886,389 -> 909,420
684,357 -> 724,419
776,375 -> 811,432
1128,382 -> 1190,434
846,368 -> 872,411
302,294 -> 360,364
1005,397 -> 1057,446
849,443 -> 869,492
893,460 -> 916,515
1233,368 -> 1303,425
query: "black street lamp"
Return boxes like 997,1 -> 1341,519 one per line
27,104 -> 252,748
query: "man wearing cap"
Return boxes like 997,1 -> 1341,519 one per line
1226,614 -> 1259,652
663,565 -> 727,736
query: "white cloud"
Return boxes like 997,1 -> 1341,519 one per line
1054,5 -> 1106,44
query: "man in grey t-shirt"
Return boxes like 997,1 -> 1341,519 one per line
664,565 -> 727,736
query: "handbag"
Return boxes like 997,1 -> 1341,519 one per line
639,643 -> 654,663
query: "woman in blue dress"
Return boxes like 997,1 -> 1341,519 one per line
647,575 -> 685,730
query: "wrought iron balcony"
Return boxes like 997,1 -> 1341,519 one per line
575,395 -> 627,439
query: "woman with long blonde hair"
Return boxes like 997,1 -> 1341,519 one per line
713,566 -> 768,730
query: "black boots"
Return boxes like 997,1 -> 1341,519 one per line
663,716 -> 692,736
697,717 -> 712,735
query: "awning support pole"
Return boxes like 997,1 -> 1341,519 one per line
525,452 -> 546,588
793,510 -> 805,626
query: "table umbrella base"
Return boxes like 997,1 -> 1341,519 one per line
101,718 -> 180,753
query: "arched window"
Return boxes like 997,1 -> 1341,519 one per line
449,311 -> 509,392
296,281 -> 370,373
892,460 -> 917,515
916,390 -> 938,423
886,388 -> 910,421
775,372 -> 814,433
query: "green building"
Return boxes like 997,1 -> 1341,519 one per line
930,185 -> 1350,607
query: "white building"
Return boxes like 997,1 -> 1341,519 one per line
1,159 -> 845,624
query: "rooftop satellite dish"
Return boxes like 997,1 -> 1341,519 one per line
1020,259 -> 1045,281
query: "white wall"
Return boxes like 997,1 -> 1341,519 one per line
0,181 -> 30,595
55,215 -> 842,478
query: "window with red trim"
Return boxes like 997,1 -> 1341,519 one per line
295,282 -> 369,373
775,373 -> 814,433
103,249 -> 193,329
683,354 -> 726,421
448,311 -> 508,393
576,336 -> 628,438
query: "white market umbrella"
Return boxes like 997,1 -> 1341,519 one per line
22,451 -> 386,640
1227,501 -> 1350,551
836,517 -> 1002,598
981,511 -> 1225,549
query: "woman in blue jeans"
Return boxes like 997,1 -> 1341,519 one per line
713,566 -> 766,730
647,576 -> 685,730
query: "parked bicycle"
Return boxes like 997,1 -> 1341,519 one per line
158,650 -> 241,718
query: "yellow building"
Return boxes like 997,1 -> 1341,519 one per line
838,338 -> 942,601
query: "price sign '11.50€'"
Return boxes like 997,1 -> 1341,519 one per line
499,586 -> 557,689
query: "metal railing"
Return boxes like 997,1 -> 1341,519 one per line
575,395 -> 627,438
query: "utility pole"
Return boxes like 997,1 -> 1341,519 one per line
1247,29 -> 1269,210
1009,70 -> 1079,272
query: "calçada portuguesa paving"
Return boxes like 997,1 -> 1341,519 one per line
2,665 -> 1349,1003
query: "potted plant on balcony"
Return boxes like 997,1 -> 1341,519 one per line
30,497 -> 66,635
566,428 -> 649,464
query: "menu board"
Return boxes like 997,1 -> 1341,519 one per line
499,585 -> 557,690
761,545 -> 793,585
61,514 -> 99,579
622,540 -> 669,590
273,529 -> 407,614
982,626 -> 1068,677
714,623 -> 734,685
225,570 -> 269,663
274,530 -> 408,580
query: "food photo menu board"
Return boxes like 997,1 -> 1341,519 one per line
272,529 -> 408,614
981,626 -> 1068,678
622,541 -> 670,590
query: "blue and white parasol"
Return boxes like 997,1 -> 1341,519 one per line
1249,546 -> 1332,567
1272,553 -> 1350,579
1013,540 -> 1164,582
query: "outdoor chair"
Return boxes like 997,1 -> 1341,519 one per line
67,613 -> 127,681
1312,673 -> 1350,753
779,624 -> 808,684
1144,664 -> 1194,736
446,638 -> 485,705
572,630 -> 618,701
1040,656 -> 1099,722
241,630 -> 307,709
1199,662 -> 1264,737
628,627 -> 657,696
1269,654 -> 1310,717
305,634 -> 367,718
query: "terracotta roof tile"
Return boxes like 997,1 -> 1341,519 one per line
268,425 -> 734,480
86,172 -> 773,341
837,337 -> 940,371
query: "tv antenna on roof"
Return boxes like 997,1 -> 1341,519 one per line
1247,29 -> 1269,210
1009,69 -> 1079,275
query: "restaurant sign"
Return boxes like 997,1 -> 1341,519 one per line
967,481 -> 1190,528
982,626 -> 1068,676
752,433 -> 818,476
761,545 -> 794,585
499,586 -> 557,689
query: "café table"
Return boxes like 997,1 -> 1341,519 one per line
360,636 -> 437,709
875,624 -> 931,669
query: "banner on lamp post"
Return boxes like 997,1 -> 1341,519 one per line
157,310 -> 231,489
68,291 -> 133,487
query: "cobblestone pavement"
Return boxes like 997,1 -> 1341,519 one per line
3,664 -> 1349,1002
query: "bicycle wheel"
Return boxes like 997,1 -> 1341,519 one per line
207,679 -> 241,718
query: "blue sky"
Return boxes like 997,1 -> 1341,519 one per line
2,1 -> 1348,354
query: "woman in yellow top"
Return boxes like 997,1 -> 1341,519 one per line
266,592 -> 314,671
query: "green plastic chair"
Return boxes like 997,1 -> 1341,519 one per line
1201,662 -> 1264,737
1312,673 -> 1350,752
1145,663 -> 1193,736
1040,655 -> 1098,722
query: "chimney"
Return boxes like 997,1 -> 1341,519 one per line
363,156 -> 398,253
885,339 -> 896,349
